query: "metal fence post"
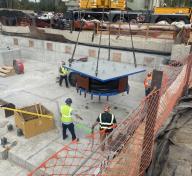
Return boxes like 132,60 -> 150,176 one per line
139,69 -> 163,176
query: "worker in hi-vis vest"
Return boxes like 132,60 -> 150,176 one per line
91,104 -> 117,151
60,98 -> 83,141
144,72 -> 152,96
59,61 -> 69,87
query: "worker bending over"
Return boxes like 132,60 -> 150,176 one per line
144,72 -> 152,96
60,98 -> 83,141
92,104 -> 117,151
59,61 -> 69,87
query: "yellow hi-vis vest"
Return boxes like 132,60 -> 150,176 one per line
60,105 -> 73,123
60,66 -> 69,76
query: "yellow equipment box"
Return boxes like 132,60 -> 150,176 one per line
14,104 -> 55,138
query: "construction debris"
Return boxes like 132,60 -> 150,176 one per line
0,140 -> 17,160
0,66 -> 15,77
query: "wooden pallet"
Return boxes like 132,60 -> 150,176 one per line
0,66 -> 15,77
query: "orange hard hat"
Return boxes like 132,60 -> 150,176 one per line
147,72 -> 152,77
104,104 -> 111,112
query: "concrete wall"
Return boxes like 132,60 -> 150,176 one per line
0,34 -> 170,82
0,48 -> 21,66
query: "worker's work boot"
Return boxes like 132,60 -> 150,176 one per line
72,138 -> 79,142
63,135 -> 68,140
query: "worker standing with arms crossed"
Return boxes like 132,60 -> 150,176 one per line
92,104 -> 117,151
60,98 -> 83,142
144,72 -> 152,96
59,61 -> 69,88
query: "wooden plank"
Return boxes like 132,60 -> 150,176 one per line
0,66 -> 15,77
2,66 -> 14,70
0,72 -> 7,77
0,68 -> 10,74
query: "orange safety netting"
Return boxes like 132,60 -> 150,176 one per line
29,55 -> 192,176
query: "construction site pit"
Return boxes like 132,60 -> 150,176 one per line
0,34 -> 173,175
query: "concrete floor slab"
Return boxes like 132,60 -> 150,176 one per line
8,129 -> 60,168
27,83 -> 71,101
0,46 -> 146,175
26,142 -> 66,171
0,160 -> 28,176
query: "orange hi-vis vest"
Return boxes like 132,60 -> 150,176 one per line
144,75 -> 152,88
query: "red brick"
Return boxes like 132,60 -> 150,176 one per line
88,49 -> 96,58
47,42 -> 53,51
65,46 -> 71,54
13,38 -> 18,46
29,40 -> 34,48
112,53 -> 121,62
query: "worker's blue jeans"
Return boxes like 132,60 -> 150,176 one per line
62,123 -> 76,140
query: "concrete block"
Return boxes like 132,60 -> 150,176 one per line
19,38 -> 29,48
120,51 -> 130,64
75,46 -> 89,57
98,49 -> 108,60
34,40 -> 44,49
112,52 -> 122,62
65,45 -> 72,54
8,130 -> 60,168
143,57 -> 155,67
124,52 -> 144,65
0,36 -> 13,47
21,48 -> 43,61
0,120 -> 8,128
29,40 -> 34,48
13,38 -> 18,46
54,42 -> 64,53
0,146 -> 8,160
88,49 -> 96,58
144,40 -> 159,51
15,169 -> 29,176
46,42 -> 53,51
0,48 -> 21,66
0,160 -> 28,176
26,142 -> 63,171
